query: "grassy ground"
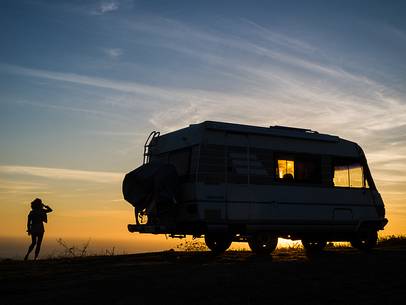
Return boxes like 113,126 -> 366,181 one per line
1,237 -> 405,305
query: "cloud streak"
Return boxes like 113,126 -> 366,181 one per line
0,165 -> 123,184
92,1 -> 119,15
1,64 -> 173,98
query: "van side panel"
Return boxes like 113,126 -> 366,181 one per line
134,122 -> 386,238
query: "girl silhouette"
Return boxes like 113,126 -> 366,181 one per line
24,198 -> 53,260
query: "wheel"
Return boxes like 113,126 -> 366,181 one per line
248,233 -> 278,255
204,233 -> 233,254
351,231 -> 378,251
302,240 -> 327,252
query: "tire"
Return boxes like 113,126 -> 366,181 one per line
248,233 -> 278,255
302,240 -> 327,253
351,231 -> 378,251
204,233 -> 233,254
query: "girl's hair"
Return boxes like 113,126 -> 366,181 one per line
31,198 -> 43,210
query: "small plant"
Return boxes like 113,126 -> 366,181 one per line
56,238 -> 91,257
105,247 -> 116,256
378,235 -> 406,247
176,239 -> 208,252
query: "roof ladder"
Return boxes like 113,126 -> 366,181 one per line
143,131 -> 160,164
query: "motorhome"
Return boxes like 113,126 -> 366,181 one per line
122,121 -> 387,254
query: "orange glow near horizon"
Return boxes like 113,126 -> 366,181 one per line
0,164 -> 404,258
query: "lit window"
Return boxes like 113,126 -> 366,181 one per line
349,164 -> 363,188
333,165 -> 349,187
333,162 -> 365,188
277,160 -> 294,179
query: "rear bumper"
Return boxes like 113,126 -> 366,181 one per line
357,218 -> 388,231
128,218 -> 389,236
128,224 -> 167,234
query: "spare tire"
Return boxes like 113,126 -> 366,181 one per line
122,163 -> 179,211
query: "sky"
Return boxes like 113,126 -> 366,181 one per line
1,0 -> 405,257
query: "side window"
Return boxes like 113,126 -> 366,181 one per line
227,146 -> 248,184
250,148 -> 273,185
275,154 -> 321,184
150,152 -> 169,164
333,159 -> 367,188
296,158 -> 321,183
189,145 -> 199,181
198,144 -> 225,184
332,165 -> 349,187
169,148 -> 190,177
349,164 -> 363,188
276,159 -> 295,180
150,146 -> 198,182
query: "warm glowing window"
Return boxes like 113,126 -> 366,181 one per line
277,160 -> 294,179
333,165 -> 349,187
333,162 -> 365,188
349,164 -> 363,188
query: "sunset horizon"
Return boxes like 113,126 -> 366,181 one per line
1,0 -> 406,259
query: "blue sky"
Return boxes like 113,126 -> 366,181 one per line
0,0 -> 405,246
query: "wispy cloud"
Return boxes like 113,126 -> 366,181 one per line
241,19 -> 317,53
119,17 -> 405,132
92,1 -> 119,15
14,99 -> 133,124
1,63 -> 175,100
0,179 -> 50,194
0,165 -> 123,184
103,48 -> 123,58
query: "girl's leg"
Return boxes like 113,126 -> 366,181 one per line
24,235 -> 37,260
34,232 -> 44,260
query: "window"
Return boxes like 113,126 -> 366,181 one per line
150,152 -> 169,164
151,146 -> 198,182
249,148 -> 273,185
333,160 -> 367,188
189,145 -> 199,181
333,165 -> 349,187
277,159 -> 295,180
169,148 -> 190,177
227,146 -> 248,184
275,154 -> 321,184
349,164 -> 363,188
296,159 -> 320,183
198,144 -> 225,183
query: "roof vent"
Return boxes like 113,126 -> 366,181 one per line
270,125 -> 319,134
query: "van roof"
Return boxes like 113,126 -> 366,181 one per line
152,121 -> 361,157
191,121 -> 340,143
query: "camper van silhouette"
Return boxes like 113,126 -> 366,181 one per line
123,121 -> 387,254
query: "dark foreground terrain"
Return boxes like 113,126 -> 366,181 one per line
1,243 -> 406,305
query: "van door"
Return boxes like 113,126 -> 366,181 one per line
226,133 -> 250,221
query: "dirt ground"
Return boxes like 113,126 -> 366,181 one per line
1,245 -> 405,305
